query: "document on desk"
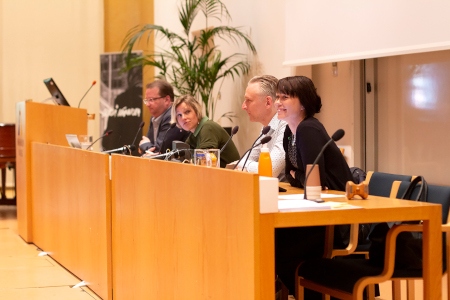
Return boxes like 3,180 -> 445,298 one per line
278,194 -> 362,211
278,193 -> 344,200
278,199 -> 332,211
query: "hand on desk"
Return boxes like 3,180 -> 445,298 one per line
138,136 -> 150,154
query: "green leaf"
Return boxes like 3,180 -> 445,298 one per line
121,0 -> 257,120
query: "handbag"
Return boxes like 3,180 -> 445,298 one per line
336,167 -> 371,247
368,176 -> 428,269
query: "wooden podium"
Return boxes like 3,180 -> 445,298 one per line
15,101 -> 87,242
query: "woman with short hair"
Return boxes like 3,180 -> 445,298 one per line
172,95 -> 240,168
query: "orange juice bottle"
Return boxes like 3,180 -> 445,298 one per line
258,145 -> 272,177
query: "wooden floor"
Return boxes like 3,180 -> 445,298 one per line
1,187 -> 446,300
0,200 -> 102,300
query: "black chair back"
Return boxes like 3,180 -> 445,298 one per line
368,172 -> 412,197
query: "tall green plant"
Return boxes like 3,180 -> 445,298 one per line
122,0 -> 257,121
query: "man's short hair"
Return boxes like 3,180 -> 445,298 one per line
146,80 -> 175,101
248,75 -> 278,99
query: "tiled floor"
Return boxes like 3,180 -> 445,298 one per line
0,202 -> 101,300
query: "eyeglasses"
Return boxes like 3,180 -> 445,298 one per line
143,96 -> 165,104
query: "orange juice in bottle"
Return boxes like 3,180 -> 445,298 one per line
258,145 -> 272,177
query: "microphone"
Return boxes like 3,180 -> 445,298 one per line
86,130 -> 113,150
77,80 -> 97,108
220,126 -> 239,153
103,144 -> 136,155
131,121 -> 145,150
157,123 -> 177,153
233,135 -> 272,171
303,129 -> 345,199
239,125 -> 271,171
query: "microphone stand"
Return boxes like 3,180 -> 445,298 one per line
240,126 -> 271,171
86,130 -> 113,150
303,129 -> 345,200
220,126 -> 239,153
232,136 -> 272,170
77,80 -> 97,108
103,145 -> 136,155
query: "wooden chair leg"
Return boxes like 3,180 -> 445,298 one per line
1,167 -> 6,199
392,279 -> 402,300
406,279 -> 415,300
447,231 -> 450,300
366,284 -> 375,300
296,284 -> 304,300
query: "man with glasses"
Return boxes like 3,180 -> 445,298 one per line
139,80 -> 189,156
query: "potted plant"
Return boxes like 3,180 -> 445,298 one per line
121,0 -> 257,122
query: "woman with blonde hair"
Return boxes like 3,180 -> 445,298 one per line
172,95 -> 240,168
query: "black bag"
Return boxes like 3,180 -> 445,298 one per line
336,223 -> 371,248
350,167 -> 367,184
336,167 -> 370,248
368,176 -> 428,269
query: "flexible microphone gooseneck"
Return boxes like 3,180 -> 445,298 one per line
86,130 -> 113,150
303,129 -> 345,199
131,121 -> 145,150
239,125 -> 271,171
157,123 -> 177,153
220,126 -> 239,153
233,135 -> 272,171
77,80 -> 97,108
143,147 -> 186,160
103,144 -> 136,155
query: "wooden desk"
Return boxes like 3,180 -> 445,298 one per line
271,182 -> 442,300
31,143 -> 112,300
111,158 -> 442,300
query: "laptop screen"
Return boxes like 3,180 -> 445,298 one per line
43,77 -> 71,106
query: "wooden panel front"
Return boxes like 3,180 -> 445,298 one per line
16,101 -> 87,242
31,143 -> 111,300
111,156 -> 265,299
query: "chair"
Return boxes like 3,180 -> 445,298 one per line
0,123 -> 16,205
388,180 -> 450,300
295,181 -> 450,300
364,171 -> 413,197
332,171 -> 414,258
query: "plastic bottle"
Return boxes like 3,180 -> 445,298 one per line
258,144 -> 272,177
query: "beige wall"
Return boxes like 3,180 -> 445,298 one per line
2,0 -> 448,185
312,61 -> 361,168
377,50 -> 450,185
0,0 -> 103,187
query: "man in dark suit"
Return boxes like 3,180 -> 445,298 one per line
139,80 -> 189,157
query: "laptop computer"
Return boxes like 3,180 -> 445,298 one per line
43,77 -> 71,106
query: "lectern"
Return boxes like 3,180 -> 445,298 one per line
15,101 -> 87,242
